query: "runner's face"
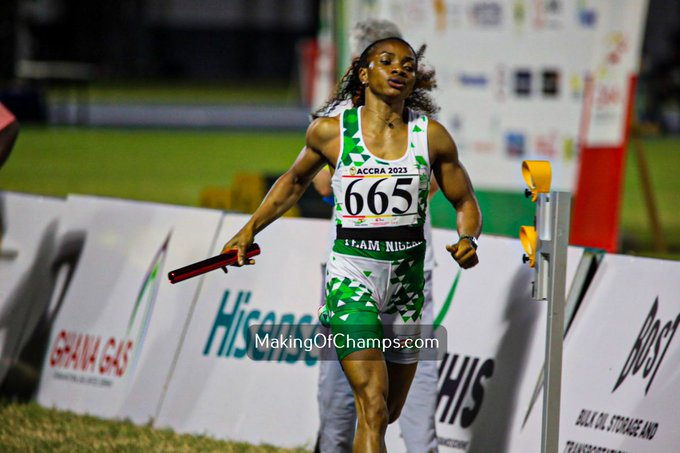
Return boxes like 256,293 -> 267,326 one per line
360,40 -> 417,100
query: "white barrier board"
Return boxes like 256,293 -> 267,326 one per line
17,193 -> 678,452
36,195 -> 223,423
154,215 -> 329,449
387,233 -> 584,452
155,217 -> 584,451
0,192 -> 65,386
558,255 -> 678,452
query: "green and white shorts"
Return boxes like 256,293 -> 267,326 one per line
324,239 -> 426,364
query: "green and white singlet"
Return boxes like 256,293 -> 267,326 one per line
325,106 -> 431,363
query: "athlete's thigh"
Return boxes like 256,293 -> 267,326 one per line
325,253 -> 385,361
341,349 -> 389,403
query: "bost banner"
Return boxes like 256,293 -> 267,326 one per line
386,232 -> 584,452
524,254 -> 679,452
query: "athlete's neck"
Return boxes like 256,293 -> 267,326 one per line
361,103 -> 405,130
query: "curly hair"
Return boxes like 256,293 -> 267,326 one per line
315,37 -> 439,118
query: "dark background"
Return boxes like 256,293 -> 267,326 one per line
0,0 -> 319,80
0,0 -> 678,131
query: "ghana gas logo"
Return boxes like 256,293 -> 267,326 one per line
124,231 -> 171,376
612,297 -> 680,395
48,232 -> 170,384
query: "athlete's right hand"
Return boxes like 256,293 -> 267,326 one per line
222,225 -> 256,267
446,239 -> 479,269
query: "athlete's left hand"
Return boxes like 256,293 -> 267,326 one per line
446,239 -> 479,269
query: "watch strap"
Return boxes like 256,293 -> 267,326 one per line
459,235 -> 478,250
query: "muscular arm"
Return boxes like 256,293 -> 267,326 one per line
223,116 -> 339,262
429,120 -> 482,268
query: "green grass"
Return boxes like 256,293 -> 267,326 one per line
0,400 -> 310,452
621,136 -> 680,256
0,126 -> 305,206
49,79 -> 299,105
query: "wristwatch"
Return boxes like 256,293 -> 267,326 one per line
459,235 -> 478,250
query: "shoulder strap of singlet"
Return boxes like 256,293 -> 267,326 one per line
408,110 -> 430,169
340,108 -> 370,168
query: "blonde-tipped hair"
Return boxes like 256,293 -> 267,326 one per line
349,19 -> 402,58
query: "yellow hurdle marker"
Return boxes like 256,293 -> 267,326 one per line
521,160 -> 552,202
520,225 -> 538,268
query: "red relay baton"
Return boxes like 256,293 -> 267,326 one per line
168,243 -> 261,284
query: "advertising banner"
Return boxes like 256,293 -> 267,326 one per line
156,215 -> 585,451
386,233 -> 584,452
16,194 -> 677,452
0,192 -> 66,389
36,195 -> 223,424
342,0 -> 589,191
340,0 -> 647,193
154,215 -> 330,449
583,0 -> 648,147
514,254 -> 680,452
571,0 -> 649,252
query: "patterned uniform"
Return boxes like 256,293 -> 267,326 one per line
325,106 -> 430,364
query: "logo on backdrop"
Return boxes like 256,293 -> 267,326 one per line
125,231 -> 171,376
203,289 -> 319,366
469,2 -> 503,27
577,1 -> 597,28
433,269 -> 495,430
505,131 -> 526,157
612,297 -> 680,395
457,73 -> 489,88
47,232 -> 170,386
532,0 -> 564,30
437,352 -> 495,428
514,69 -> 532,96
542,69 -> 560,97
534,131 -> 560,158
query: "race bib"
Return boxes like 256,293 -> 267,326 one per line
339,165 -> 423,227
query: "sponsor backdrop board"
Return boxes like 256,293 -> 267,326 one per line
36,195 -> 223,423
340,0 -> 647,192
583,1 -> 648,148
570,0 -> 649,252
154,215 -> 330,449
8,193 -> 676,452
513,255 -> 680,452
0,192 -> 65,386
156,214 -> 585,451
386,233 -> 584,452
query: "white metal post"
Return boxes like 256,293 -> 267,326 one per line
534,191 -> 571,453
